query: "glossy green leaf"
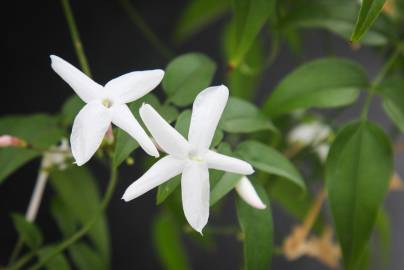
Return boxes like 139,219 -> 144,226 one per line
153,212 -> 190,270
237,141 -> 306,190
50,167 -> 110,264
156,176 -> 181,205
378,78 -> 404,132
220,97 -> 277,133
39,246 -> 71,270
12,213 -> 43,250
60,96 -> 84,126
351,0 -> 386,43
69,243 -> 106,270
175,0 -> 230,42
279,0 -> 388,46
162,53 -> 216,106
210,172 -> 241,206
230,0 -> 275,66
264,58 -> 368,117
0,114 -> 64,183
325,121 -> 393,270
375,209 -> 391,269
237,185 -> 272,270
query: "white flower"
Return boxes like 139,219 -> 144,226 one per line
122,85 -> 254,233
287,122 -> 331,147
50,55 -> 162,165
315,143 -> 330,163
42,139 -> 71,170
235,176 -> 266,209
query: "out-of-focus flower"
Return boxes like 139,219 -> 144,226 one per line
0,135 -> 26,148
315,143 -> 330,163
122,86 -> 254,233
389,172 -> 404,191
50,55 -> 162,165
42,139 -> 71,170
287,122 -> 331,147
235,176 -> 266,209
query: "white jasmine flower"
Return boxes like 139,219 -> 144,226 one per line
122,85 -> 254,233
50,55 -> 162,165
315,143 -> 330,163
287,122 -> 331,147
235,176 -> 266,209
42,139 -> 71,170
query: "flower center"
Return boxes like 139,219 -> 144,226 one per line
101,99 -> 113,108
188,149 -> 204,163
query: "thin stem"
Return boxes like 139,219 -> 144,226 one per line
26,167 -> 118,270
360,46 -> 402,120
119,0 -> 174,60
7,252 -> 36,270
60,0 -> 92,77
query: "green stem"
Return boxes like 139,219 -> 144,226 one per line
7,251 -> 35,270
60,0 -> 92,77
8,167 -> 118,270
360,45 -> 402,120
7,239 -> 23,266
119,0 -> 174,60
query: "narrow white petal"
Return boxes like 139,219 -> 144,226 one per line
188,85 -> 229,150
235,177 -> 266,209
111,104 -> 159,157
70,102 -> 111,166
50,55 -> 102,102
105,70 -> 164,103
205,150 -> 254,175
122,156 -> 184,201
140,104 -> 189,158
181,161 -> 210,233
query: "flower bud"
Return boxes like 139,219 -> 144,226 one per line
0,135 -> 26,148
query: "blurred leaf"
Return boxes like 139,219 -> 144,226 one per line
237,141 -> 306,190
210,172 -> 241,206
39,246 -> 71,270
264,58 -> 368,117
50,196 -> 77,237
230,0 -> 275,66
237,185 -> 272,270
0,114 -> 64,183
12,213 -> 43,250
153,211 -> 190,270
351,0 -> 386,43
69,243 -> 106,270
175,0 -> 230,42
50,167 -> 110,264
162,53 -> 216,106
378,78 -> 404,132
325,121 -> 393,270
113,94 -> 178,167
375,209 -> 391,269
60,96 -> 84,126
220,97 -> 277,133
279,0 -> 389,46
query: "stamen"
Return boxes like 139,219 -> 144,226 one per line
102,99 -> 113,108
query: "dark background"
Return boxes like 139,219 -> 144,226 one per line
1,0 -> 403,269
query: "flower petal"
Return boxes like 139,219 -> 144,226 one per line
140,104 -> 189,158
235,177 -> 266,209
188,85 -> 229,151
50,55 -> 102,102
105,70 -> 164,103
181,161 -> 210,233
205,150 -> 254,175
111,104 -> 159,157
70,102 -> 111,166
122,156 -> 184,201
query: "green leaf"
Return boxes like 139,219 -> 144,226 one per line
153,212 -> 190,270
156,176 -> 181,205
60,96 -> 85,126
162,53 -> 216,106
0,114 -> 65,183
237,185 -> 272,270
12,213 -> 43,250
325,121 -> 393,270
50,167 -> 110,264
210,172 -> 241,206
279,0 -> 388,46
264,58 -> 368,117
174,0 -> 230,42
378,78 -> 404,132
220,97 -> 277,133
351,0 -> 386,43
375,209 -> 391,269
113,94 -> 178,167
39,246 -> 71,270
237,140 -> 306,190
69,243 -> 106,270
230,0 -> 275,66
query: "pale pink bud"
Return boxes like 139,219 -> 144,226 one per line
0,135 -> 26,148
